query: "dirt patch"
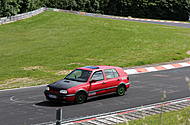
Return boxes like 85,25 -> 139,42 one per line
67,63 -> 82,65
23,66 -> 74,76
161,26 -> 178,29
0,77 -> 48,89
4,77 -> 34,84
56,70 -> 72,75
23,66 -> 44,71
186,50 -> 190,55
22,66 -> 53,73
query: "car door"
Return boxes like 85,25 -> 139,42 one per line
103,69 -> 120,93
88,70 -> 107,96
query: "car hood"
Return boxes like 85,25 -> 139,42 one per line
48,79 -> 84,90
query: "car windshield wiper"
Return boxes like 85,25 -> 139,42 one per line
64,78 -> 76,81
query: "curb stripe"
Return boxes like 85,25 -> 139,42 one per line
179,62 -> 190,66
145,67 -> 158,72
172,64 -> 182,68
117,110 -> 137,115
155,66 -> 166,70
125,61 -> 190,75
136,68 -> 148,72
124,69 -> 139,74
162,65 -> 175,69
73,118 -> 97,123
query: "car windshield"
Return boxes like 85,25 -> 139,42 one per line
65,69 -> 92,82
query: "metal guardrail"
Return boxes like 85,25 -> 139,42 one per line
0,8 -> 46,25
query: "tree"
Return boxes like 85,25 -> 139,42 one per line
19,0 -> 43,13
0,0 -> 20,17
85,0 -> 100,13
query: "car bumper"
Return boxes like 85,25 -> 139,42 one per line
125,81 -> 131,88
44,90 -> 75,102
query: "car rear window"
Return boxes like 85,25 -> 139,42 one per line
104,69 -> 119,79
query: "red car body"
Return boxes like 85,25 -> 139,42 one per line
44,66 -> 130,103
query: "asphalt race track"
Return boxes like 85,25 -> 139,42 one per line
0,67 -> 190,125
0,16 -> 190,125
121,19 -> 190,28
93,14 -> 190,28
136,21 -> 190,28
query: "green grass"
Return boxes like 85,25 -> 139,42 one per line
118,106 -> 190,125
0,11 -> 190,89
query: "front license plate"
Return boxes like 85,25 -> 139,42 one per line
48,94 -> 57,99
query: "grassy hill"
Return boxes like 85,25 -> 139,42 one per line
0,11 -> 190,89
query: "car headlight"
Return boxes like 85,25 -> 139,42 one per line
46,87 -> 50,91
60,90 -> 68,94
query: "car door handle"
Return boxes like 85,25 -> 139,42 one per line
102,82 -> 106,84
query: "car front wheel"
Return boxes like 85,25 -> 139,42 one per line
75,92 -> 87,104
116,85 -> 126,96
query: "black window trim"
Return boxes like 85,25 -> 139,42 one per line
112,68 -> 119,78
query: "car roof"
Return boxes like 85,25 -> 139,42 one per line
77,65 -> 120,71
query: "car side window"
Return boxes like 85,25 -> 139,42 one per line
104,69 -> 119,79
91,71 -> 104,81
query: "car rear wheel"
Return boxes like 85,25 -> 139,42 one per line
75,92 -> 87,104
116,85 -> 126,96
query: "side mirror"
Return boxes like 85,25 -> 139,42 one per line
90,80 -> 96,83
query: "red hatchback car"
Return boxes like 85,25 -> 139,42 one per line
44,66 -> 130,104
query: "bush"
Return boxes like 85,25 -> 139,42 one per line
19,0 -> 44,13
0,0 -> 20,17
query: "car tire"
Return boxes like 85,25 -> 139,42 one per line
116,85 -> 126,96
75,91 -> 87,104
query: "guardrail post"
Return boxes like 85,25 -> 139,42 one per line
56,108 -> 62,125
